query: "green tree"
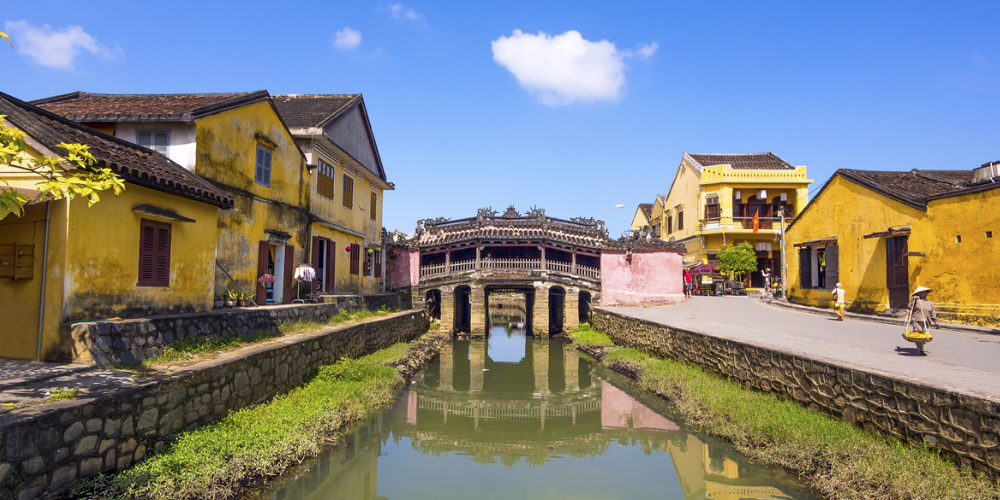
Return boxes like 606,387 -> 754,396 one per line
1,31 -> 124,219
717,242 -> 757,283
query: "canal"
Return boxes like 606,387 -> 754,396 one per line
250,318 -> 820,500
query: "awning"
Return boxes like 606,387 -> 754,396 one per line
863,227 -> 911,239
793,237 -> 838,248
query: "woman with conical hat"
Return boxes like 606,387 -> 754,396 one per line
903,286 -> 938,355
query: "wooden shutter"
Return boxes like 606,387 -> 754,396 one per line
678,211 -> 683,230
370,191 -> 377,220
667,216 -> 672,234
326,240 -> 336,292
799,248 -> 812,289
138,219 -> 170,287
342,175 -> 354,209
257,241 -> 269,305
824,244 -> 839,288
311,237 -> 321,293
374,250 -> 382,278
350,244 -> 360,275
283,245 -> 295,304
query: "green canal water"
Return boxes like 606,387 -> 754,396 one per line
250,324 -> 820,500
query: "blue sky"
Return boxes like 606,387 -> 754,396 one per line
3,1 -> 999,236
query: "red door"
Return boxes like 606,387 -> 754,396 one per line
886,236 -> 909,309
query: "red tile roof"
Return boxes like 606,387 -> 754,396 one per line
637,203 -> 653,219
271,94 -> 361,129
1,92 -> 232,208
32,91 -> 270,122
686,152 -> 795,170
838,169 -> 974,209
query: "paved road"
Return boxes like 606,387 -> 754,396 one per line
605,296 -> 1000,401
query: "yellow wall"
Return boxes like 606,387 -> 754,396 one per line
913,188 -> 1000,324
784,176 -> 922,312
308,147 -> 384,294
194,102 -> 310,297
630,206 -> 649,231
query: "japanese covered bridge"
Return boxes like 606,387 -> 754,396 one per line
387,206 -> 686,335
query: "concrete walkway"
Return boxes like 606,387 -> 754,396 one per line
0,359 -> 93,391
604,296 -> 1000,401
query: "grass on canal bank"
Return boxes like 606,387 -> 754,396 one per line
78,331 -> 441,500
566,325 -> 1000,500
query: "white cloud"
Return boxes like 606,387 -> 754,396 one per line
333,27 -> 362,51
388,3 -> 423,21
491,30 -> 657,106
3,20 -> 120,70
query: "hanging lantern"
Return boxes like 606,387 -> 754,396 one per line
367,248 -> 374,254
345,246 -> 352,253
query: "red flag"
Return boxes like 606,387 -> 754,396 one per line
752,209 -> 759,233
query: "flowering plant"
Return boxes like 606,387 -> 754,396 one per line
258,273 -> 277,284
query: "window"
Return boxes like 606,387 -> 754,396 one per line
364,249 -> 372,276
667,216 -> 673,234
704,197 -> 720,219
317,160 -> 335,200
370,191 -> 377,220
373,250 -> 382,278
349,243 -> 360,275
342,174 -> 354,209
138,219 -> 171,287
136,131 -> 169,155
255,145 -> 272,187
678,211 -> 684,230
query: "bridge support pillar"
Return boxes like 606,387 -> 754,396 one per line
565,288 -> 580,332
470,285 -> 486,334
470,341 -> 485,392
439,288 -> 455,334
564,348 -> 579,392
532,284 -> 550,335
533,339 -> 549,395
439,344 -> 453,391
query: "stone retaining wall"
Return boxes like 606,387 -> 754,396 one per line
592,307 -> 1000,476
70,294 -> 401,367
0,310 -> 427,500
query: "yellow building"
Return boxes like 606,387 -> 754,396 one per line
660,153 -> 812,287
273,94 -> 393,295
785,166 -> 1000,325
0,92 -> 233,361
630,202 -> 653,233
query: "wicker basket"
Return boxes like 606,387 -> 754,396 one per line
902,331 -> 933,344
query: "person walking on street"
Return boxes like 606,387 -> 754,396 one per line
832,282 -> 846,321
762,268 -> 771,295
683,270 -> 693,297
903,286 -> 939,355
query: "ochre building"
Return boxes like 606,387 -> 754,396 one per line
785,165 -> 1000,325
0,92 -> 233,361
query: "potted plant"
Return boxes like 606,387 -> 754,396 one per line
214,294 -> 225,309
226,289 -> 239,308
238,291 -> 255,307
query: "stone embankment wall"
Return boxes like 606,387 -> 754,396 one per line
0,309 -> 428,500
592,308 -> 1000,476
71,294 -> 401,367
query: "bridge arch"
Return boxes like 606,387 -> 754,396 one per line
425,289 -> 441,320
453,285 -> 472,333
578,291 -> 592,324
548,286 -> 566,334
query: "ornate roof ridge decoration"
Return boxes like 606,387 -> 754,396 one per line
501,205 -> 520,218
608,231 -> 688,252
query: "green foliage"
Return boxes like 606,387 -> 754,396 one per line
0,31 -> 9,47
78,342 -> 414,500
716,242 -> 757,281
565,324 -> 614,347
45,387 -> 80,403
0,115 -> 126,219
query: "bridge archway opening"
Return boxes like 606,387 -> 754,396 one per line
548,286 -> 566,334
484,286 -> 534,336
425,289 -> 441,320
579,291 -> 592,324
453,285 -> 471,333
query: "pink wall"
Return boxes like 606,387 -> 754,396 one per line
600,249 -> 685,306
387,247 -> 419,288
601,381 -> 680,431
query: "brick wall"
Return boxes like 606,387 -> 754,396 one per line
0,310 -> 428,500
592,307 -> 1000,476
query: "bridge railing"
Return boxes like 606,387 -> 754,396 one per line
419,259 -> 601,279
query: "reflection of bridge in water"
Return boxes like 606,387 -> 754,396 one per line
256,334 -> 815,500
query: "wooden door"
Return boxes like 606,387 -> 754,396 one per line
886,237 -> 909,309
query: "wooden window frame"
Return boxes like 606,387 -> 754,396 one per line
317,159 -> 335,200
342,173 -> 354,210
667,215 -> 673,234
704,197 -> 720,219
678,211 -> 684,230
349,243 -> 360,275
138,218 -> 171,287
369,190 -> 377,221
255,145 -> 273,187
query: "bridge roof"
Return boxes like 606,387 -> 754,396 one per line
413,207 -> 608,250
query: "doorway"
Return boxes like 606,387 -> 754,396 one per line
548,286 -> 565,334
886,236 -> 909,309
453,285 -> 471,333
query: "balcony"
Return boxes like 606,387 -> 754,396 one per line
698,217 -> 794,233
699,165 -> 811,185
420,259 -> 600,279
